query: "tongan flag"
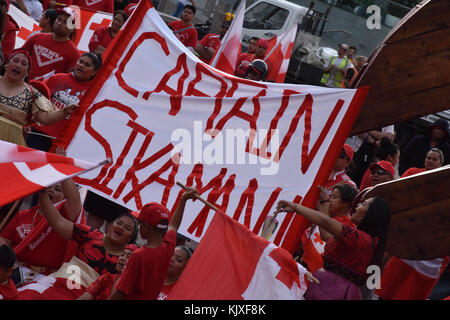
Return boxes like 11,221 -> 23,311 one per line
209,0 -> 246,74
265,24 -> 298,83
375,256 -> 449,300
0,140 -> 109,206
167,210 -> 309,300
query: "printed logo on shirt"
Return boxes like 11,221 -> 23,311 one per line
34,45 -> 64,67
16,224 -> 33,240
52,88 -> 85,109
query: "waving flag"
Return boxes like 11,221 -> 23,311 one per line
375,256 -> 449,300
264,24 -> 298,83
168,210 -> 309,300
300,225 -> 325,273
0,140 -> 108,206
209,0 -> 246,74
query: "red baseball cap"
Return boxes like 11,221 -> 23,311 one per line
138,202 -> 171,229
343,144 -> 354,161
369,160 -> 395,177
256,39 -> 269,49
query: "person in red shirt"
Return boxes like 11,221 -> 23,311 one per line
401,147 -> 444,178
324,144 -> 357,193
77,245 -> 137,300
234,37 -> 259,78
21,7 -> 80,81
277,196 -> 391,300
0,244 -> 18,300
109,187 -> 198,300
168,5 -> 198,52
1,0 -> 20,57
157,245 -> 193,300
26,52 -> 102,151
0,177 -> 82,275
73,0 -> 114,14
88,10 -> 129,56
195,20 -> 230,64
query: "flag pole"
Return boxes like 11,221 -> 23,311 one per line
0,200 -> 21,232
176,181 -> 220,212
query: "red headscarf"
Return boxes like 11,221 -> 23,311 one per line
6,48 -> 32,72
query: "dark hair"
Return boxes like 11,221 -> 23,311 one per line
81,52 -> 102,71
0,244 -> 16,270
178,246 -> 194,261
250,36 -> 260,42
332,184 -> 358,204
349,45 -> 357,52
44,9 -> 58,29
115,213 -> 139,245
357,197 -> 391,268
113,10 -> 129,22
183,4 -> 196,15
375,137 -> 399,161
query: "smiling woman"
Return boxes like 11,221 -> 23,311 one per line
25,52 -> 102,151
0,49 -> 76,146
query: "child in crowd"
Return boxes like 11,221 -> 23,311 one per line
77,245 -> 138,300
109,187 -> 198,300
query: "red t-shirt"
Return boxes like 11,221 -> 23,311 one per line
157,283 -> 175,300
234,52 -> 255,77
88,26 -> 114,53
199,33 -> 222,64
72,224 -> 119,276
73,0 -> 114,13
324,171 -> 357,192
168,21 -> 198,49
323,225 -> 378,276
21,33 -> 80,81
0,279 -> 18,300
86,273 -> 120,300
0,202 -> 72,268
36,73 -> 92,141
115,230 -> 176,300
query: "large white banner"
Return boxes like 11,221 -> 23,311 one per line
61,0 -> 367,251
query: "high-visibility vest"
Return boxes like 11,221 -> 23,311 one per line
340,66 -> 359,88
321,56 -> 351,87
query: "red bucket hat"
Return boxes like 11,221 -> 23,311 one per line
343,144 -> 354,161
138,202 -> 171,229
256,39 -> 269,49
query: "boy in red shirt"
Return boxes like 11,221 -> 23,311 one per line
0,244 -> 18,300
109,187 -> 198,300
195,20 -> 230,64
168,5 -> 198,52
21,8 -> 80,81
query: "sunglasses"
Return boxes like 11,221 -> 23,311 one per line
371,169 -> 391,176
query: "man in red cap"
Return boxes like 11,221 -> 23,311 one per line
368,160 -> 395,187
21,7 -> 80,81
324,144 -> 357,192
234,38 -> 269,78
109,187 -> 198,300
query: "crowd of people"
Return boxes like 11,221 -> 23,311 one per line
0,1 -> 449,301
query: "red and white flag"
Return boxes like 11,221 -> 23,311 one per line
168,210 -> 309,300
376,256 -> 449,300
0,140 -> 108,206
209,0 -> 246,74
300,225 -> 325,273
264,25 -> 298,83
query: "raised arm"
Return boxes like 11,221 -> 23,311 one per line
39,189 -> 74,240
168,187 -> 198,232
277,200 -> 343,239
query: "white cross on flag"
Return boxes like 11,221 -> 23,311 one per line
0,140 -> 108,206
168,210 -> 309,300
